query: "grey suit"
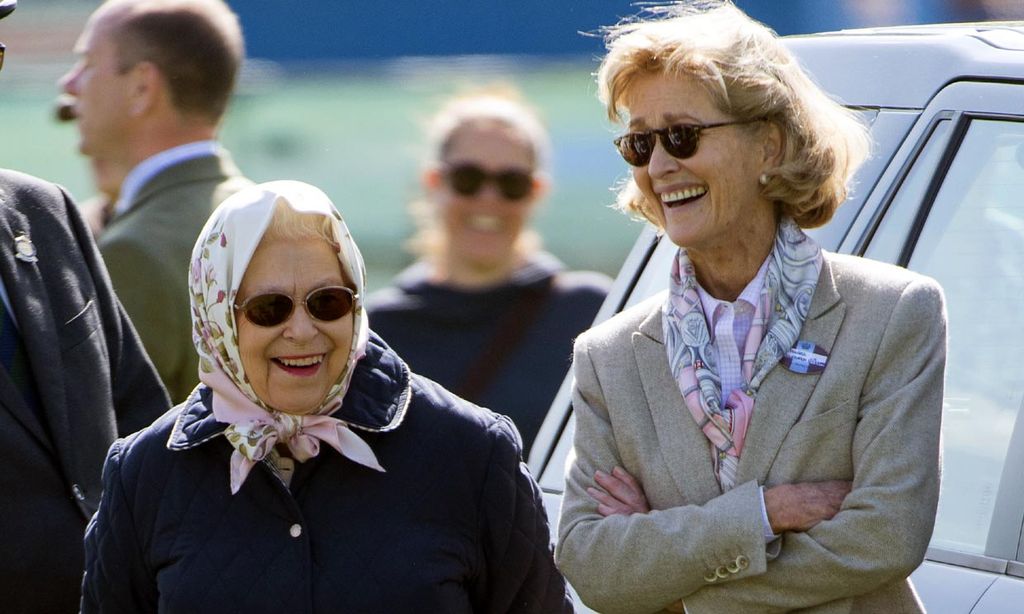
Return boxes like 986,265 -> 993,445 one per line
557,253 -> 946,614
98,151 -> 250,403
0,169 -> 170,612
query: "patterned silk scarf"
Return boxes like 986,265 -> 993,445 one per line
662,218 -> 822,490
189,181 -> 384,494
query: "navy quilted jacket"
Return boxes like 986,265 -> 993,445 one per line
82,333 -> 572,613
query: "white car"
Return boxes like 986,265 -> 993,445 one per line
528,22 -> 1024,613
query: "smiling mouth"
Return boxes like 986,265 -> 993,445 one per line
661,186 -> 707,208
466,214 -> 502,231
273,355 -> 325,376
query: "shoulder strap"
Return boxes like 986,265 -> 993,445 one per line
455,276 -> 555,402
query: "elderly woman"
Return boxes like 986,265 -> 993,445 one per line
81,181 -> 571,613
556,3 -> 946,613
367,87 -> 611,456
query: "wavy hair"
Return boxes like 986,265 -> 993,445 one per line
598,1 -> 869,228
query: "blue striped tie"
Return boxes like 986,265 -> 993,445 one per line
0,298 -> 42,415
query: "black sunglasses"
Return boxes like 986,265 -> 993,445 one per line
444,164 -> 534,201
235,286 -> 357,328
614,119 -> 761,167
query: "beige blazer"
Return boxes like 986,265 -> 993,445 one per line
556,253 -> 946,614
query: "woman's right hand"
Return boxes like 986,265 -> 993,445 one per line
588,466 -> 651,516
764,480 -> 852,533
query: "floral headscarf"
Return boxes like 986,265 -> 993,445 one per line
189,180 -> 383,493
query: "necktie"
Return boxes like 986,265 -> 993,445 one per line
0,298 -> 42,415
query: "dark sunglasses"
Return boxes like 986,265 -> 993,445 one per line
444,164 -> 534,201
235,286 -> 357,328
614,119 -> 761,167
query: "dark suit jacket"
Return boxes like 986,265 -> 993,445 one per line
0,169 -> 170,613
98,151 -> 251,404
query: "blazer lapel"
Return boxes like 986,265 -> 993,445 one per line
633,304 -> 723,503
736,255 -> 846,486
0,203 -> 63,451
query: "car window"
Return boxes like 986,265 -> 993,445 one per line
865,119 -> 953,264
900,118 -> 1024,559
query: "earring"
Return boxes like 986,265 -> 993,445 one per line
758,173 -> 769,186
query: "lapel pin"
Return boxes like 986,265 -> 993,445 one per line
14,234 -> 38,263
782,340 -> 828,374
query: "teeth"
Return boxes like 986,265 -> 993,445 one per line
467,215 -> 501,231
278,355 -> 323,367
661,186 -> 707,204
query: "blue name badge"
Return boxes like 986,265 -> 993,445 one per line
781,341 -> 829,374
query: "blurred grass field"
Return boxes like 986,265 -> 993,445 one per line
0,57 -> 643,292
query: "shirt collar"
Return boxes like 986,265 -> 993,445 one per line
696,254 -> 771,318
114,140 -> 221,216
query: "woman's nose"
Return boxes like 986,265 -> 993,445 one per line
647,139 -> 681,178
281,304 -> 319,341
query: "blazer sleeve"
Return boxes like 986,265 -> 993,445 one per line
683,277 -> 947,613
81,439 -> 159,614
475,416 -> 573,614
63,187 -> 171,434
556,332 -> 767,614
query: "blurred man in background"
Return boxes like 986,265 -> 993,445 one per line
60,0 -> 251,403
0,1 -> 170,611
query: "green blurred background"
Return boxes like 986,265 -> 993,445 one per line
0,2 -> 643,293
6,0 -> 1017,291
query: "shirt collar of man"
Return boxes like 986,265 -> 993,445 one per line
113,140 -> 221,217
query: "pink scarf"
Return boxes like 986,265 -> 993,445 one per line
662,218 -> 822,489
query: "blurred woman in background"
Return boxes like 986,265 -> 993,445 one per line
368,86 -> 611,456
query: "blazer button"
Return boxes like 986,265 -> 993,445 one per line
715,566 -> 729,579
727,560 -> 740,574
289,523 -> 302,538
71,484 -> 86,501
736,554 -> 750,570
703,571 -> 718,583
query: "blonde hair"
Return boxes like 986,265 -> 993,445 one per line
408,84 -> 549,262
261,200 -> 353,285
598,1 -> 869,228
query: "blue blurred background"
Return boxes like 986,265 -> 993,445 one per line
2,0 -> 1021,289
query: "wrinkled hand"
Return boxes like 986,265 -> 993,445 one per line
588,466 -> 651,516
764,480 -> 852,533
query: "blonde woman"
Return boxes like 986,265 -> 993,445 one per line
368,87 -> 611,455
556,3 -> 946,612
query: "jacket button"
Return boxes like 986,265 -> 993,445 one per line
703,571 -> 718,583
727,560 -> 740,574
736,555 -> 750,570
289,523 -> 302,538
716,565 -> 729,579
71,484 -> 85,501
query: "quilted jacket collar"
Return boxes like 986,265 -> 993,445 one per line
168,332 -> 412,451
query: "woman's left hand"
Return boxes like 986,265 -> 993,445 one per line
588,466 -> 651,516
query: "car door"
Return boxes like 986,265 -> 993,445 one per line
842,80 -> 1024,614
